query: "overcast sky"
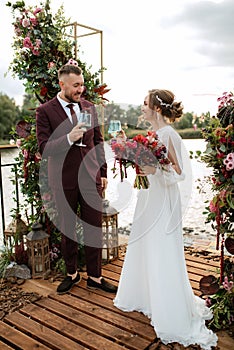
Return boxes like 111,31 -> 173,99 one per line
0,0 -> 234,115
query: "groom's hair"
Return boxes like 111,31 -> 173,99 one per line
58,64 -> 82,79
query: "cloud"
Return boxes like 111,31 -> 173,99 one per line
0,65 -> 24,104
164,0 -> 234,67
0,0 -> 233,114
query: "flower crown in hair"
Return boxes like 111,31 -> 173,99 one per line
66,58 -> 78,66
155,94 -> 173,108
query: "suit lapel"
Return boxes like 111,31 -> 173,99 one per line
51,97 -> 69,123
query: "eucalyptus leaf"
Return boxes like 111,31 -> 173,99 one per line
205,147 -> 214,154
219,144 -> 226,152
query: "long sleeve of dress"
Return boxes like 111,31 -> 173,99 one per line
153,126 -> 193,234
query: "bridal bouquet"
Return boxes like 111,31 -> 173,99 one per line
111,130 -> 170,189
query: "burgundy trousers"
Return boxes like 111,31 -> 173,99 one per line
52,183 -> 103,277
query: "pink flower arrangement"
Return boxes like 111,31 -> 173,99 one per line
223,152 -> 234,170
33,8 -> 42,16
22,18 -> 30,28
222,276 -> 233,293
66,58 -> 79,66
201,119 -> 233,236
217,91 -> 234,109
23,36 -> 33,49
209,200 -> 217,213
199,91 -> 234,286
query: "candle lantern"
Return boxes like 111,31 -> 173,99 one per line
4,213 -> 28,247
26,222 -> 50,278
102,199 -> 119,263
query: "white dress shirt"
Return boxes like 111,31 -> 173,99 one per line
57,93 -> 81,145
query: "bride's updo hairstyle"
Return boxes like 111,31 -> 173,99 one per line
148,89 -> 183,122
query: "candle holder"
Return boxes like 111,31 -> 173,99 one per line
102,199 -> 119,263
26,222 -> 50,278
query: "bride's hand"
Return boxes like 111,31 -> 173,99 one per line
139,165 -> 156,176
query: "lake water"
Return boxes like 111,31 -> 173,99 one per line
0,139 -> 215,246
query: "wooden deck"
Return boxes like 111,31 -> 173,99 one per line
0,252 -> 233,350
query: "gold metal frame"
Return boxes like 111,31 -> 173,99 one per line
64,22 -> 105,134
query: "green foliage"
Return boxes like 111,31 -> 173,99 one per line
101,102 -> 126,126
176,128 -> 202,139
0,93 -> 21,139
20,94 -> 39,117
199,117 -> 234,234
174,112 -> 193,129
0,245 -> 14,278
10,111 -> 42,222
6,0 -> 72,102
190,92 -> 234,236
206,260 -> 234,331
217,91 -> 234,127
208,286 -> 233,330
189,91 -> 234,333
54,257 -> 66,275
125,105 -> 142,128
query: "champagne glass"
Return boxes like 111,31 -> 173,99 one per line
75,111 -> 92,147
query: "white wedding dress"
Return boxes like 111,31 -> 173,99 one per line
113,126 -> 217,350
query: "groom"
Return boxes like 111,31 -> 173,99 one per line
36,62 -> 117,294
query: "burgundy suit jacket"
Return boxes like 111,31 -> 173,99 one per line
36,96 -> 107,190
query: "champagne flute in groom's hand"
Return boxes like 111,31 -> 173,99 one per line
75,111 -> 92,147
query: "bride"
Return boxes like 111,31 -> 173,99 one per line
113,89 -> 217,350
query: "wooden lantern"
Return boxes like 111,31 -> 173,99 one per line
4,213 -> 28,247
102,199 -> 119,263
26,222 -> 50,278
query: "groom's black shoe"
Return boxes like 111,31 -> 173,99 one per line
87,277 -> 117,293
57,273 -> 81,294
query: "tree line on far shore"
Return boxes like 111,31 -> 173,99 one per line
0,92 -> 210,143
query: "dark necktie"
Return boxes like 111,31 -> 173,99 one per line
67,103 -> 78,125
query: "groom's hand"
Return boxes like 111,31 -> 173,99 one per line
101,177 -> 108,191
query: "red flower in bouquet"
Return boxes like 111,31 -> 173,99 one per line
111,130 -> 170,189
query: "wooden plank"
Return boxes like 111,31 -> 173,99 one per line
185,253 -> 220,267
50,291 -> 156,341
109,259 -> 124,268
4,312 -> 88,350
98,268 -> 120,283
20,278 -> 56,297
217,331 -> 234,348
187,271 -> 206,283
19,303 -> 131,350
189,281 -> 201,296
1,255 -> 232,350
0,321 -> 50,350
186,260 -> 219,274
71,279 -> 150,324
33,297 -> 151,350
109,253 -> 219,274
102,263 -> 122,274
186,265 -> 217,278
0,342 -> 14,350
0,341 -> 14,350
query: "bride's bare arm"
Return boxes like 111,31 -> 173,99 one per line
168,138 -> 182,175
